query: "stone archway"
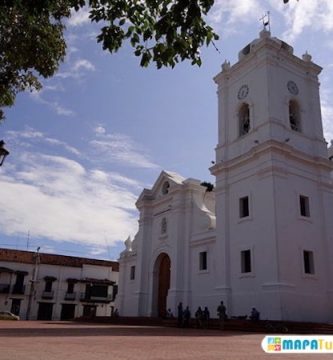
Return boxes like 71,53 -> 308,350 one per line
152,253 -> 171,318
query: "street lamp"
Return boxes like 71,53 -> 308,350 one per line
26,247 -> 41,320
0,140 -> 9,166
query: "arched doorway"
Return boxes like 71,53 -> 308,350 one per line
153,253 -> 171,318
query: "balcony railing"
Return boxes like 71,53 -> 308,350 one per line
0,284 -> 10,294
64,292 -> 76,301
42,290 -> 54,299
80,292 -> 113,303
12,285 -> 26,295
90,295 -> 113,301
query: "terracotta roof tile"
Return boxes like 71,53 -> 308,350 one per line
0,248 -> 119,272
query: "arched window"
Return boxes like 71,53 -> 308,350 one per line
239,103 -> 250,136
289,100 -> 301,132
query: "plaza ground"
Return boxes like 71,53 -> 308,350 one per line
0,321 -> 330,360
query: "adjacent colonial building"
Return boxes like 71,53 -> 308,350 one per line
0,248 -> 119,320
118,29 -> 333,322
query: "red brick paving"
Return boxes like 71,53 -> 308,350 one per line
0,321 -> 329,360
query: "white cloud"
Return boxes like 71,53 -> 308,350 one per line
87,31 -> 99,40
43,84 -> 65,92
321,88 -> 333,143
107,172 -> 143,189
30,90 -> 75,117
64,33 -> 79,62
276,0 -> 333,42
52,102 -> 75,116
90,132 -> 159,169
56,58 -> 95,79
72,59 -> 95,72
209,1 -> 333,41
209,0 -> 263,35
7,128 -> 44,140
95,126 -> 106,135
7,128 -> 80,156
0,129 -> 150,247
0,152 -> 139,246
68,8 -> 90,27
44,138 -> 80,156
90,170 -> 143,190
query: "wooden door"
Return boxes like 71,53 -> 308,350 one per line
157,254 -> 170,318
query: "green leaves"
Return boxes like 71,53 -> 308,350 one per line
0,0 -> 75,120
0,0 -> 220,121
130,33 -> 140,46
88,0 -> 219,69
140,50 -> 152,67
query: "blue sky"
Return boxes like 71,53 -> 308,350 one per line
1,0 -> 333,260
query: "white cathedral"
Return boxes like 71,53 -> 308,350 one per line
117,29 -> 333,323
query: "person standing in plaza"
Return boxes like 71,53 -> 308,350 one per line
195,306 -> 203,328
177,302 -> 183,327
217,301 -> 226,330
183,306 -> 191,328
203,306 -> 210,328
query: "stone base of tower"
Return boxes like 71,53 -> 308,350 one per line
232,286 -> 333,323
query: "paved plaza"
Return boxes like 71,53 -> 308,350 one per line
0,321 -> 329,360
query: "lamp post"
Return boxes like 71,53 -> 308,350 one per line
0,140 -> 9,166
26,247 -> 40,320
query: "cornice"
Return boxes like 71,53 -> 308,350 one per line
211,140 -> 333,176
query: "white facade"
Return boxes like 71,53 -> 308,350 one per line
0,248 -> 119,320
118,30 -> 333,322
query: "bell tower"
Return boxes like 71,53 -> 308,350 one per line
211,29 -> 333,321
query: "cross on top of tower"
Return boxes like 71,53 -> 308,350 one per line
259,11 -> 271,32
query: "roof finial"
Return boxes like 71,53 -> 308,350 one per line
260,11 -> 271,33
302,51 -> 312,62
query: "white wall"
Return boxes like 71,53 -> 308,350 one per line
0,259 -> 118,320
118,31 -> 333,323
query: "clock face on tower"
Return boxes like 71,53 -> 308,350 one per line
237,84 -> 249,100
287,80 -> 299,95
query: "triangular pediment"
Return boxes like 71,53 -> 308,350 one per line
136,170 -> 185,204
150,170 -> 186,197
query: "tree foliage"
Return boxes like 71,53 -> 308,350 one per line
200,181 -> 214,192
0,0 -> 218,120
90,0 -> 218,68
0,1 -> 76,120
